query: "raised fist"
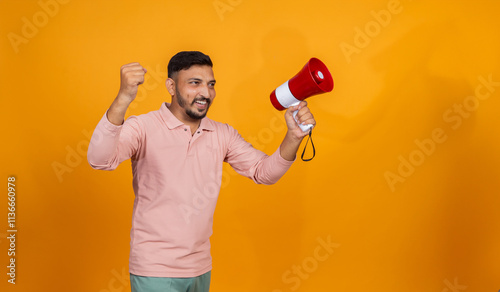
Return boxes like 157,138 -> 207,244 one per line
118,62 -> 147,102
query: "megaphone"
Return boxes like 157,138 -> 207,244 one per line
270,57 -> 334,132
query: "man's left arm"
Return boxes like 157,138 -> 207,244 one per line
224,101 -> 315,185
279,101 -> 316,161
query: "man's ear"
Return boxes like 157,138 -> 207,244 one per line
166,78 -> 176,96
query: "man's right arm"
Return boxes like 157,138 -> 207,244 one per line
87,63 -> 147,170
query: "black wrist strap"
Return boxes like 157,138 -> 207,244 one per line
301,129 -> 315,162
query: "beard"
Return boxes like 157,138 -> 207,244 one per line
176,88 -> 211,120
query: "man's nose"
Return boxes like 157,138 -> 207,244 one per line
199,83 -> 210,98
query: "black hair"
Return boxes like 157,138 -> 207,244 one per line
167,51 -> 213,78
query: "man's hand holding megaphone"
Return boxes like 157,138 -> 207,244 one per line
279,100 -> 316,162
284,100 -> 316,139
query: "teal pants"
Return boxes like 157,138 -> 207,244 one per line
130,271 -> 211,292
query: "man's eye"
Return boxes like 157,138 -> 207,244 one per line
209,83 -> 215,87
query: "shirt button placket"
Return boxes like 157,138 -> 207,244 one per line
185,127 -> 193,154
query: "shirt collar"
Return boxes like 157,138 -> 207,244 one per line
159,102 -> 215,132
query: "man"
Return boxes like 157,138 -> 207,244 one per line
87,51 -> 316,292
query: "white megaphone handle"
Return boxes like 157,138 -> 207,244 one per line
291,102 -> 313,132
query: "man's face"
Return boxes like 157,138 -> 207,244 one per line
172,65 -> 216,120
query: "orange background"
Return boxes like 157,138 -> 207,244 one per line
2,0 -> 500,291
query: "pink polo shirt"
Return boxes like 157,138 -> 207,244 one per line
87,102 -> 294,277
